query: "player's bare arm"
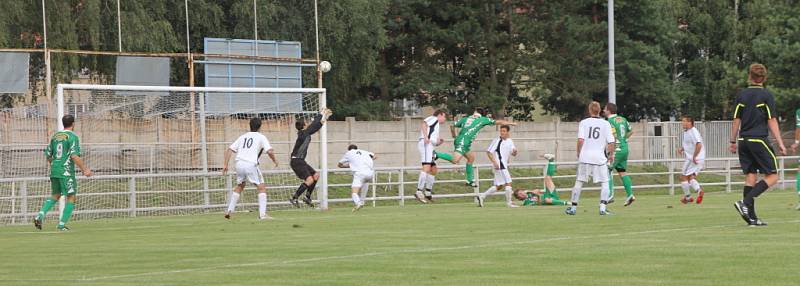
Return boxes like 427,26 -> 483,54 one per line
494,119 -> 517,126
767,118 -> 787,155
71,155 -> 92,177
792,127 -> 800,152
222,148 -> 235,175
607,142 -> 616,163
693,142 -> 702,164
729,118 -> 741,153
576,138 -> 584,158
420,121 -> 431,144
486,151 -> 499,170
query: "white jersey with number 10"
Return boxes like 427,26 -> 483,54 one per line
577,117 -> 615,165
229,132 -> 272,165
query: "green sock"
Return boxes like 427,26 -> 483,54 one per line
550,198 -> 569,205
622,176 -> 634,197
608,170 -> 615,198
435,151 -> 454,162
59,202 -> 75,228
796,172 -> 800,195
37,198 -> 57,220
465,163 -> 474,183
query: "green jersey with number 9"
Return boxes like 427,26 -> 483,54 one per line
44,130 -> 82,178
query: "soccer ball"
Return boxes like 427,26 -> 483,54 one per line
319,61 -> 332,73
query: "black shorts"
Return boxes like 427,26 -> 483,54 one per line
738,138 -> 778,174
290,158 -> 317,180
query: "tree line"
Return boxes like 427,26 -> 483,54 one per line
1,0 -> 798,121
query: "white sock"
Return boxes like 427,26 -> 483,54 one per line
227,192 -> 240,213
690,179 -> 702,192
504,186 -> 514,205
258,192 -> 267,218
600,202 -> 607,212
483,186 -> 497,199
360,185 -> 369,202
351,192 -> 362,205
681,181 -> 691,196
418,172 -> 428,190
425,174 -> 435,190
600,181 -> 611,202
571,181 -> 584,204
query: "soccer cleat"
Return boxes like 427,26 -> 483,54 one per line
542,153 -> 556,161
599,210 -> 613,215
352,203 -> 364,213
796,203 -> 800,211
57,226 -> 70,232
432,152 -> 438,161
696,191 -> 704,204
302,196 -> 314,207
33,217 -> 42,230
224,212 -> 231,220
466,182 -> 478,188
507,203 -> 520,208
749,219 -> 767,227
414,190 -> 429,204
624,195 -> 636,207
680,196 -> 694,204
564,207 -> 576,215
733,201 -> 754,224
477,196 -> 485,207
607,196 -> 615,204
259,215 -> 274,220
425,189 -> 434,202
288,197 -> 300,208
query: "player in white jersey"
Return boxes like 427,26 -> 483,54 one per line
478,125 -> 519,208
565,101 -> 616,216
677,115 -> 706,204
417,109 -> 446,203
338,145 -> 377,212
222,118 -> 279,220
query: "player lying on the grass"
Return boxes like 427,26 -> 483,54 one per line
791,107 -> 800,210
222,118 -> 279,220
434,107 -> 516,187
35,115 -> 93,231
565,101 -> 616,216
513,154 -> 569,206
477,125 -> 519,208
289,108 -> 333,208
676,115 -> 705,204
604,103 -> 636,206
416,110 -> 446,203
338,144 -> 376,212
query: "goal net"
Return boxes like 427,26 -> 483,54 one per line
30,84 -> 328,222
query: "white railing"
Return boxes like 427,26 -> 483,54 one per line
1,156 -> 797,225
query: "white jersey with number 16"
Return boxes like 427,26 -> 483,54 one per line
577,117 -> 615,165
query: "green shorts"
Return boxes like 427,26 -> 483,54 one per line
453,136 -> 472,155
611,147 -> 629,172
51,177 -> 77,197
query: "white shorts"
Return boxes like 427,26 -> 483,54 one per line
493,168 -> 512,186
418,140 -> 435,165
682,159 -> 704,176
352,171 -> 374,189
235,161 -> 264,185
576,163 -> 610,183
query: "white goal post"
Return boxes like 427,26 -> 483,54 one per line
54,84 -> 329,219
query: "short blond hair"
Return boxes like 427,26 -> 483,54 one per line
749,63 -> 767,84
588,101 -> 601,116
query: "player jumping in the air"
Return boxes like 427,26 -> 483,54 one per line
565,102 -> 616,216
604,103 -> 635,206
222,118 -> 279,220
34,115 -> 93,231
790,107 -> 800,210
417,110 -> 446,203
676,115 -> 705,204
435,108 -> 516,187
730,63 -> 786,226
513,154 -> 570,206
477,125 -> 518,208
289,108 -> 333,208
338,145 -> 376,212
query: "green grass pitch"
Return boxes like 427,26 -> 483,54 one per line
1,190 -> 798,286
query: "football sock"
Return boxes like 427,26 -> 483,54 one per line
744,180 -> 769,207
608,170 -> 615,198
483,186 -> 497,199
293,183 -> 308,199
795,172 -> 800,198
425,173 -> 435,189
257,193 -> 267,217
571,180 -> 584,204
465,163 -> 474,183
418,172 -> 428,190
227,192 -> 241,213
435,151 -> 454,162
689,179 -> 701,192
58,202 -> 75,227
351,192 -> 361,205
622,176 -> 634,197
504,186 -> 514,205
600,181 -> 611,202
681,181 -> 691,196
305,181 -> 317,198
37,198 -> 58,220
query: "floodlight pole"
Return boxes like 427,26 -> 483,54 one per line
314,0 -> 322,88
608,0 -> 616,104
117,0 -> 122,52
42,0 -> 51,104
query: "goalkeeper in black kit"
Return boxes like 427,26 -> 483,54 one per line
289,108 -> 333,207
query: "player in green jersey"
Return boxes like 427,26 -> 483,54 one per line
34,115 -> 92,231
434,108 -> 516,187
791,108 -> 800,210
513,154 -> 569,206
604,103 -> 636,206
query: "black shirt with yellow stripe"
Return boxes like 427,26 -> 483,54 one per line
733,86 -> 776,138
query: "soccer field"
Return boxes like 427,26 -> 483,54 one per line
2,190 -> 798,286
